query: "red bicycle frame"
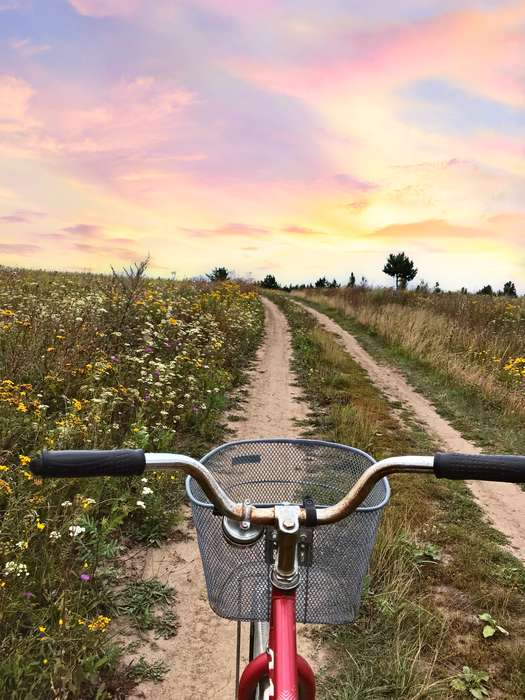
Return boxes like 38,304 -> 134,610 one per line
238,586 -> 315,700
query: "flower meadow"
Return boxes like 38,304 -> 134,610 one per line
0,265 -> 264,697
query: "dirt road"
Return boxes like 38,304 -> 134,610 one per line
131,298 -> 315,699
297,301 -> 525,561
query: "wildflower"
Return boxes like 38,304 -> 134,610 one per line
19,455 -> 31,466
0,579 -> 6,588
42,659 -> 48,666
4,561 -> 29,577
0,465 -> 9,472
80,573 -> 91,582
68,525 -> 86,537
61,500 -> 72,507
72,399 -> 82,411
49,530 -> 61,540
22,471 -> 33,481
22,591 -> 34,598
136,500 -> 146,509
58,618 -> 64,626
141,477 -> 148,483
38,626 -> 46,633
87,615 -> 111,632
142,486 -> 153,496
36,520 -> 45,530
0,479 -> 12,494
16,541 -> 28,550
81,497 -> 96,510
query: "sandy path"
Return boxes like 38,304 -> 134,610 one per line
130,298 -> 321,699
296,301 -> 525,561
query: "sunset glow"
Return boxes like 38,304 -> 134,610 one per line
0,0 -> 523,289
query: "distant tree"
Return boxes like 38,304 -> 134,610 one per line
206,267 -> 230,282
415,279 -> 430,293
433,281 -> 442,294
460,286 -> 468,294
347,272 -> 356,288
329,278 -> 340,288
477,284 -> 493,295
315,277 -> 329,288
502,281 -> 517,297
261,274 -> 279,289
383,252 -> 417,290
359,276 -> 368,289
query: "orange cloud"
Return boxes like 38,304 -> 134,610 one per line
372,219 -> 483,240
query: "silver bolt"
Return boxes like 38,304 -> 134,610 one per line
283,519 -> 294,529
240,521 -> 250,530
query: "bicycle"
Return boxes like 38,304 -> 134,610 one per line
30,440 -> 525,699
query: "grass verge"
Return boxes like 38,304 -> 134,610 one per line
294,295 -> 525,458
270,293 -> 525,700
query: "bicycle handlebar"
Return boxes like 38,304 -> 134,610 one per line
30,449 -> 525,526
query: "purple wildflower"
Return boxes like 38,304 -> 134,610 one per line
80,573 -> 91,582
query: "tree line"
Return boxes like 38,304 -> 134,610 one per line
206,254 -> 519,297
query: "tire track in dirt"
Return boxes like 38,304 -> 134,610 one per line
296,301 -> 525,561
129,298 -> 324,699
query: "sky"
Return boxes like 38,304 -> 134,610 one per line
0,0 -> 523,291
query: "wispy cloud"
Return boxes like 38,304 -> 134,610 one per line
9,38 -> 52,57
0,242 -> 40,254
68,0 -> 141,18
0,210 -> 46,223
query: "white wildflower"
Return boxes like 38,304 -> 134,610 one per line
136,500 -> 146,509
68,525 -> 86,537
4,561 -> 29,577
61,500 -> 72,507
49,530 -> 61,540
142,487 -> 153,496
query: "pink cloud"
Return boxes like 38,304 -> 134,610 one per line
0,242 -> 40,254
62,224 -> 103,238
228,4 -> 525,108
181,223 -> 270,239
0,209 -> 46,223
68,0 -> 141,18
0,74 -> 35,132
9,38 -> 51,56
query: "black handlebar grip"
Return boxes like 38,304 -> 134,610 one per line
30,449 -> 146,478
434,452 -> 525,483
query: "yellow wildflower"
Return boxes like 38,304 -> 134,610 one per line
87,615 -> 111,632
0,479 -> 12,494
0,465 -> 9,472
36,520 -> 45,530
16,402 -> 27,413
19,455 -> 31,466
38,626 -> 46,633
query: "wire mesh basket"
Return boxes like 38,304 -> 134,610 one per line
186,438 -> 390,625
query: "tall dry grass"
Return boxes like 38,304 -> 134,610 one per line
296,288 -> 525,417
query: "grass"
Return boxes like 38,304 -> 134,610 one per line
295,293 -> 525,458
0,265 -> 264,698
270,293 -> 525,699
295,288 -> 525,419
